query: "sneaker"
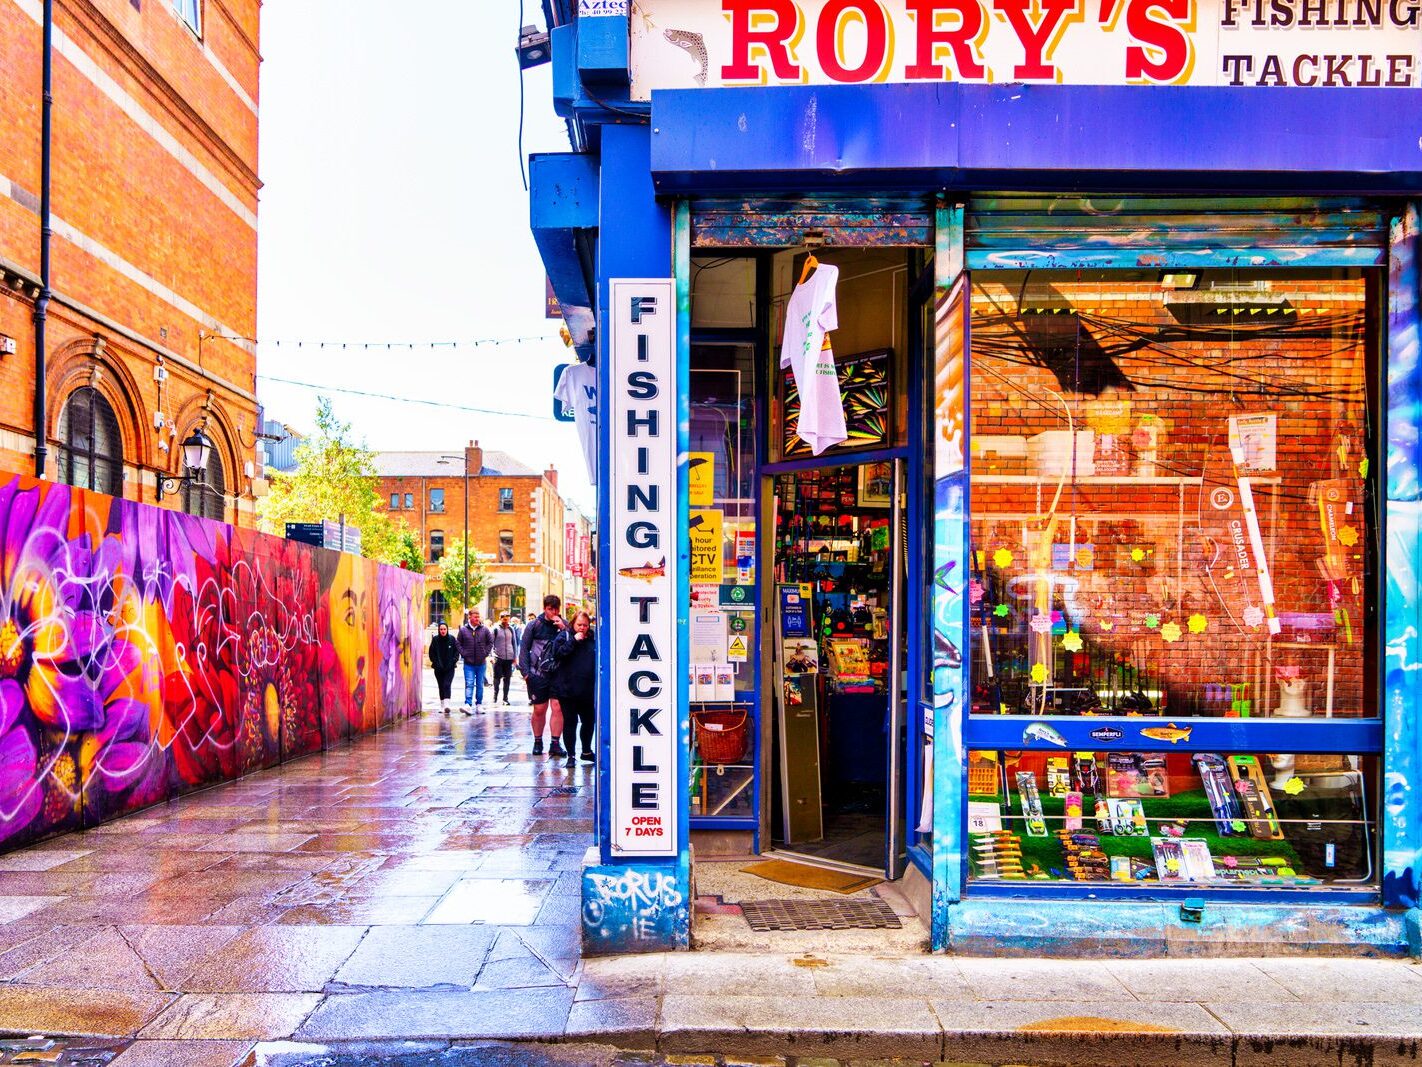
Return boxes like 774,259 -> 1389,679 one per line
476,704 -> 485,714
580,751 -> 595,763
460,707 -> 473,717
564,755 -> 576,768
532,738 -> 543,755
549,739 -> 566,758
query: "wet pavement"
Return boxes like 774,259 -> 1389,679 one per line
0,671 -> 1420,1067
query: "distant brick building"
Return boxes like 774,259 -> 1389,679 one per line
374,442 -> 577,626
0,0 -> 261,524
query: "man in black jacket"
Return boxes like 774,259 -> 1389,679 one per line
518,594 -> 567,756
456,610 -> 494,714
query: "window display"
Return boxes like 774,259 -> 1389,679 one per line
967,271 -> 1374,719
967,749 -> 1375,887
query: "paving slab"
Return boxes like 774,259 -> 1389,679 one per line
658,995 -> 942,1061
0,986 -> 173,1037
107,1039 -> 257,1067
931,999 -> 1234,1067
331,925 -> 497,989
564,998 -> 659,1049
138,993 -> 323,1040
1105,958 -> 1298,1002
295,988 -> 576,1041
175,925 -> 368,993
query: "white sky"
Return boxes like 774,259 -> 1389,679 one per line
256,2 -> 593,515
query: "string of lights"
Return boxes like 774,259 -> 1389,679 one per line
256,373 -> 559,422
206,331 -> 566,351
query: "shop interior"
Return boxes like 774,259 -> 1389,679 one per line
686,234 -> 1381,930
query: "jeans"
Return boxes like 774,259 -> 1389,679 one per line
463,661 -> 486,706
492,658 -> 514,702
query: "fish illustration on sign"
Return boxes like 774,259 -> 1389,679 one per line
1022,722 -> 1069,747
618,556 -> 666,582
1140,723 -> 1193,745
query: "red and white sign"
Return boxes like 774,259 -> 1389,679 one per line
629,0 -> 1420,98
566,522 -> 581,577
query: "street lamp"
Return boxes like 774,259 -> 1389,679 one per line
156,428 -> 214,502
436,453 -> 470,616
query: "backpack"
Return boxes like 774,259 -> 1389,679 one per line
529,621 -> 561,679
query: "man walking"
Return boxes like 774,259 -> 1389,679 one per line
456,609 -> 493,714
518,594 -> 567,756
491,611 -> 519,705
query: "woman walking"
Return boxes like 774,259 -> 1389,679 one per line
428,621 -> 460,713
550,611 -> 596,768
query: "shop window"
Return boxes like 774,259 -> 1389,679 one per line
498,531 -> 514,563
430,530 -> 444,562
488,583 -> 526,620
428,589 -> 448,627
56,386 -> 123,497
966,749 -> 1376,888
499,487 -> 514,512
183,444 -> 225,523
172,0 -> 200,33
967,271 -> 1373,721
430,488 -> 445,513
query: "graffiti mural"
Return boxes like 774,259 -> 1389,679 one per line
930,209 -> 971,951
1384,204 -> 1421,911
0,473 -> 424,851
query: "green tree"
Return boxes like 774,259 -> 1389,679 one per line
437,535 -> 489,612
258,397 -> 409,564
395,530 -> 424,573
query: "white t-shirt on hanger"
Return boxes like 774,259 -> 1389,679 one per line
779,263 -> 847,456
554,360 -> 598,487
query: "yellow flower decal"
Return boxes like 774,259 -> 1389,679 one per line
1283,777 -> 1305,796
1337,526 -> 1358,547
1099,620 -> 1115,632
1030,663 -> 1048,684
993,548 -> 1014,569
1187,614 -> 1208,634
1130,547 -> 1146,562
1076,547 -> 1094,569
1062,631 -> 1083,653
1160,621 -> 1183,643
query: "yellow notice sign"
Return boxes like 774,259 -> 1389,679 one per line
688,453 -> 715,507
727,634 -> 748,662
689,509 -> 723,584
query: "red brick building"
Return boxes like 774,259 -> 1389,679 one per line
374,442 -> 577,626
0,0 -> 261,523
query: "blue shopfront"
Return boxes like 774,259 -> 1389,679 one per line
528,0 -> 1422,957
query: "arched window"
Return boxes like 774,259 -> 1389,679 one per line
57,386 -> 123,496
183,439 -> 226,522
428,589 -> 449,627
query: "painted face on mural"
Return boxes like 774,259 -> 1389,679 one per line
329,553 -> 370,712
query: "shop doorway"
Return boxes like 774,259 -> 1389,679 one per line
768,459 -> 907,876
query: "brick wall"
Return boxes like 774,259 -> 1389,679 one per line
969,274 -> 1372,720
0,0 -> 259,524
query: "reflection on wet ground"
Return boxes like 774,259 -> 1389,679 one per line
0,681 -> 596,1065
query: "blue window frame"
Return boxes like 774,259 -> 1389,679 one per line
172,0 -> 200,34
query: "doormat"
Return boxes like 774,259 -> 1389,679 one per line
741,897 -> 902,931
740,858 -> 882,895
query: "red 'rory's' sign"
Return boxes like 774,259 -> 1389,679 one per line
629,0 -> 1419,98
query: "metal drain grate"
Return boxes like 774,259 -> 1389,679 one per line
740,896 -> 902,931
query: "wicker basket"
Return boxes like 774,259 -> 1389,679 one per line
693,710 -> 749,765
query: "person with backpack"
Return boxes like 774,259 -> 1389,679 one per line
427,622 -> 460,713
455,609 -> 494,714
549,611 -> 596,768
518,594 -> 567,756
490,611 -> 519,705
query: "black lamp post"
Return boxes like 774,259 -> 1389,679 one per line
156,429 -> 214,502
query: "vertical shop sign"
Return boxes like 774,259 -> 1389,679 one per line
566,523 -> 580,577
609,278 -> 679,858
